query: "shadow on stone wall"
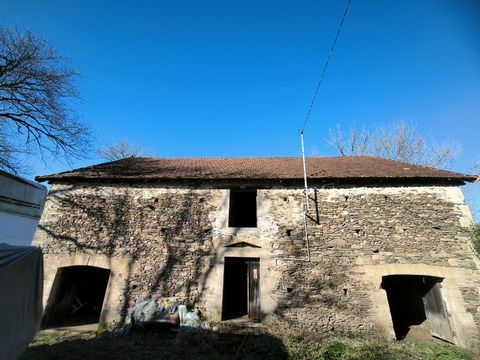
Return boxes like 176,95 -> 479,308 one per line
39,187 -> 137,324
39,185 -> 372,332
39,186 -> 234,325
38,186 -> 399,334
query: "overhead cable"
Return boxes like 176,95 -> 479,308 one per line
300,0 -> 352,132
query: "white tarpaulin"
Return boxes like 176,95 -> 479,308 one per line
0,244 -> 43,360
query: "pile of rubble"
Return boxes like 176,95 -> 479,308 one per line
115,296 -> 213,336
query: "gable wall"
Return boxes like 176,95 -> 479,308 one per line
34,182 -> 480,348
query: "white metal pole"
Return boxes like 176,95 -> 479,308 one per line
300,130 -> 310,211
300,130 -> 311,261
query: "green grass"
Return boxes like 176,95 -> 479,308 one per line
21,327 -> 475,360
283,336 -> 473,360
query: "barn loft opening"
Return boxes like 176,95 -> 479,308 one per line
222,257 -> 260,321
381,275 -> 453,342
42,266 -> 110,328
229,189 -> 257,227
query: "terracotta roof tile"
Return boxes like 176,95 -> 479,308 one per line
35,156 -> 477,184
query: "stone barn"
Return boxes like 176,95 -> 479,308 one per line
33,156 -> 480,349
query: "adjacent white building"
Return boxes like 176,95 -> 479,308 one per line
0,169 -> 47,246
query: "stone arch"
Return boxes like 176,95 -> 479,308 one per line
41,253 -> 133,327
42,265 -> 111,328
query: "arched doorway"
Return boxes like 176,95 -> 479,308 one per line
42,265 -> 110,328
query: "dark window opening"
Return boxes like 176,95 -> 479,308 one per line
42,266 -> 110,328
229,190 -> 257,228
381,275 -> 453,342
222,257 -> 260,321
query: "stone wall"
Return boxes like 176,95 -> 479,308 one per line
34,182 -> 480,348
258,186 -> 478,337
36,184 -> 221,325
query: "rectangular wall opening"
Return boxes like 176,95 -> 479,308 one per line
381,275 -> 453,343
228,190 -> 257,228
222,257 -> 260,321
42,265 -> 111,328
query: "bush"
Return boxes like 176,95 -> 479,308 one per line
471,224 -> 480,255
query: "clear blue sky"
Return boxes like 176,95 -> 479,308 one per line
1,1 -> 479,177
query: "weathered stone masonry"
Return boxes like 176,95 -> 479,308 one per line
34,181 -> 480,349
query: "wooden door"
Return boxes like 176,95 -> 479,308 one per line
247,260 -> 260,320
423,283 -> 454,343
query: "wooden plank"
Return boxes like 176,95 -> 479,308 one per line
423,283 -> 454,343
247,260 -> 261,320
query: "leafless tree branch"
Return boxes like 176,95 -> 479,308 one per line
97,139 -> 153,161
0,27 -> 90,174
328,121 -> 459,169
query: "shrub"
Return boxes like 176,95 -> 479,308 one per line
471,223 -> 480,255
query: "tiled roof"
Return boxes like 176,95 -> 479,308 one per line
35,157 -> 477,184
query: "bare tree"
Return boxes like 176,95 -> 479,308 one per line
328,125 -> 371,158
0,27 -> 89,173
466,157 -> 480,224
328,121 -> 459,168
471,158 -> 480,172
97,139 -> 153,161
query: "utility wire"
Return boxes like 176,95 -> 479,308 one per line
300,0 -> 352,133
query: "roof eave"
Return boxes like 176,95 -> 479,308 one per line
35,175 -> 475,187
